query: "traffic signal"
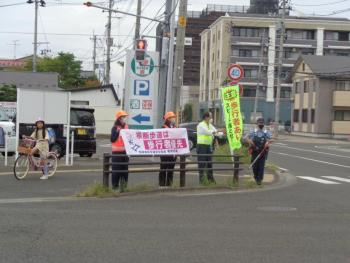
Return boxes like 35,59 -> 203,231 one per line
84,2 -> 92,7
135,39 -> 147,61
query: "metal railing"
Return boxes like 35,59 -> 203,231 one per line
102,154 -> 242,188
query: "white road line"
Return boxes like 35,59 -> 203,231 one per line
273,144 -> 350,159
322,176 -> 350,183
274,143 -> 287,146
297,176 -> 340,185
271,152 -> 350,169
272,152 -> 350,169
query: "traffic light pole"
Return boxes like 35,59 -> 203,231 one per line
135,0 -> 142,40
165,0 -> 176,112
172,0 -> 187,112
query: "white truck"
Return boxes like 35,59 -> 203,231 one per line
0,107 -> 16,156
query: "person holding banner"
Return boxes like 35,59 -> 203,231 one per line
246,118 -> 273,185
196,112 -> 218,184
111,110 -> 129,191
159,111 -> 177,188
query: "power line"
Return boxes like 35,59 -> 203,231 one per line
0,31 -> 134,37
294,0 -> 350,6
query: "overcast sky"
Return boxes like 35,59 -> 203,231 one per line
1,0 -> 350,91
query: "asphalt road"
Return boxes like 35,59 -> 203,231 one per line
1,136 -> 350,262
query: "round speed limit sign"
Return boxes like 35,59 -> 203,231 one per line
227,64 -> 244,82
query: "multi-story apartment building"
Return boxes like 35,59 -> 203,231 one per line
200,14 -> 350,126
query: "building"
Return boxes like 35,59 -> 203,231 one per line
0,56 -> 32,71
291,55 -> 350,138
66,85 -> 120,135
199,14 -> 350,126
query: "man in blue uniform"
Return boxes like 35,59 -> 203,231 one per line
246,118 -> 273,185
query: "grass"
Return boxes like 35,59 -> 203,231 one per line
214,143 -> 251,164
77,182 -> 118,198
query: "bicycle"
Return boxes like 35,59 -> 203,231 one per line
13,138 -> 58,180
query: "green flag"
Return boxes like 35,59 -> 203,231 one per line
221,85 -> 243,150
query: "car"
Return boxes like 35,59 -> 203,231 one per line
15,106 -> 96,158
179,122 -> 197,150
0,107 -> 16,156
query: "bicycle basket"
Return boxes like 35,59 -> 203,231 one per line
17,146 -> 32,154
19,139 -> 36,148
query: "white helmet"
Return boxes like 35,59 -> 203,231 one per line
35,117 -> 45,125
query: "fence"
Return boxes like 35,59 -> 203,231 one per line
102,153 -> 242,188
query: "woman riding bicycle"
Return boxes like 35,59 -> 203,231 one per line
25,118 -> 50,180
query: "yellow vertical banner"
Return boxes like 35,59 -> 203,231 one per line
221,85 -> 243,150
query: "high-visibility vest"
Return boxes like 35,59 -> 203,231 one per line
112,124 -> 128,152
197,121 -> 213,145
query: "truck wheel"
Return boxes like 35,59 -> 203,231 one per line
1,152 -> 14,157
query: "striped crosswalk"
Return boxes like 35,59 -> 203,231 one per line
297,176 -> 350,185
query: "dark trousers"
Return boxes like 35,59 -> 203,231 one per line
111,152 -> 129,189
159,156 -> 177,186
197,144 -> 215,183
251,152 -> 266,183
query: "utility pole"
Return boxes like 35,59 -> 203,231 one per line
253,29 -> 267,123
135,0 -> 142,40
165,0 -> 176,112
105,0 -> 113,84
10,40 -> 20,59
33,0 -> 39,72
274,0 -> 287,135
91,34 -> 97,72
172,0 -> 188,112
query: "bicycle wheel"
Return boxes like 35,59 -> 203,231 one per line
14,155 -> 30,180
46,153 -> 58,177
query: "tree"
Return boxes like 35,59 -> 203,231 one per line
0,85 -> 16,101
183,103 -> 193,122
25,52 -> 85,89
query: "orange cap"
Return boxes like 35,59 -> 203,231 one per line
164,111 -> 176,120
115,110 -> 128,120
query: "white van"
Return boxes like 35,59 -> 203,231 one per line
0,107 -> 16,156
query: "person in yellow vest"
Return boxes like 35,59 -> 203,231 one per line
159,111 -> 177,188
111,110 -> 129,191
197,112 -> 217,184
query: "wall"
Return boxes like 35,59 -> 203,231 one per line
70,88 -> 120,135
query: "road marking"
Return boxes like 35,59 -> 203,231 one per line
0,197 -> 78,204
322,176 -> 350,183
274,143 -> 287,146
272,152 -> 350,169
273,144 -> 350,159
297,176 -> 340,185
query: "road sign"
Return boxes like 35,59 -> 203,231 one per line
124,50 -> 159,129
227,64 -> 244,82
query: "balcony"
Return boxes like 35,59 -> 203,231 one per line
332,121 -> 350,134
333,91 -> 350,107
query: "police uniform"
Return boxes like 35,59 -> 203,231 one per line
248,127 -> 271,184
196,120 -> 217,183
111,111 -> 129,190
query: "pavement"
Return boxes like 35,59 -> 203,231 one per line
0,135 -> 350,262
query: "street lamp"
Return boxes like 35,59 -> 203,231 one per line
27,0 -> 46,72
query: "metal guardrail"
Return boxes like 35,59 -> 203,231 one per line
102,153 -> 242,188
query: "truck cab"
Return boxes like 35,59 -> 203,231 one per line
0,107 -> 16,156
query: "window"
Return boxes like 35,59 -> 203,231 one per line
286,30 -> 315,40
338,32 -> 349,41
217,50 -> 220,59
244,69 -> 258,78
304,80 -> 309,93
232,27 -> 261,37
302,63 -> 305,72
325,31 -> 337,41
238,49 -> 259,57
293,109 -> 299,122
302,109 -> 308,123
218,30 -> 221,40
311,109 -> 315,123
242,88 -> 256,97
336,80 -> 350,91
334,110 -> 350,121
281,87 -> 291,98
295,82 -> 300,93
337,52 -> 349,56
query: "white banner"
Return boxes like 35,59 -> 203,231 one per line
120,128 -> 190,155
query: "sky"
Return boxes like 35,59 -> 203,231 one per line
1,0 -> 350,94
